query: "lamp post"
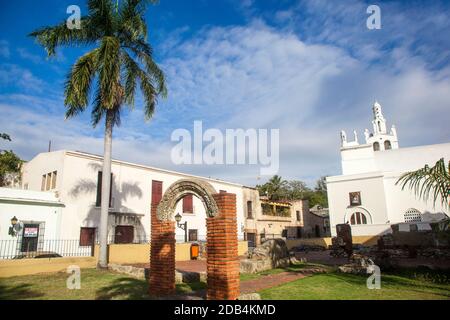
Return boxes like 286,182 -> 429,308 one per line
174,213 -> 188,243
8,216 -> 19,237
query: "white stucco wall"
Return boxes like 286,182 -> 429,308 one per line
0,188 -> 64,241
20,150 -> 246,242
328,142 -> 450,236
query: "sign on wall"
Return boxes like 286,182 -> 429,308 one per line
349,192 -> 361,206
23,227 -> 39,237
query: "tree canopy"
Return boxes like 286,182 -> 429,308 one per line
256,175 -> 328,207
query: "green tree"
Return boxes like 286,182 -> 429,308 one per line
286,180 -> 309,200
0,133 -> 11,141
257,175 -> 289,200
30,0 -> 167,268
0,134 -> 22,187
396,158 -> 449,209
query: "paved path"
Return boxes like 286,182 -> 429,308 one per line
240,271 -> 311,293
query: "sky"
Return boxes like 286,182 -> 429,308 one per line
0,0 -> 449,187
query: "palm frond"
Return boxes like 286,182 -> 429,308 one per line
396,158 -> 450,209
97,36 -> 122,109
64,49 -> 99,118
29,17 -> 99,56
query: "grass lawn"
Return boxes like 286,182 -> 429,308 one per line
1,265 -> 449,300
239,262 -> 332,281
0,268 -> 205,300
259,271 -> 450,300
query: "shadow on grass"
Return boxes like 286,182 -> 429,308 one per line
0,283 -> 44,300
323,272 -> 450,299
95,277 -> 150,300
95,277 -> 208,300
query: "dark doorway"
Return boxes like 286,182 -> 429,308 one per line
246,233 -> 256,248
114,225 -> 134,244
297,227 -> 302,239
188,229 -> 198,242
21,224 -> 40,252
314,225 -> 321,238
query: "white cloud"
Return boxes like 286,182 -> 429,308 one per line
0,64 -> 44,92
17,48 -> 43,64
1,3 -> 450,188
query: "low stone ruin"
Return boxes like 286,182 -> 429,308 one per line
240,239 -> 297,274
338,253 -> 375,275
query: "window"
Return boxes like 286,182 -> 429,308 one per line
373,142 -> 380,151
404,208 -> 422,223
247,201 -> 253,219
183,194 -> 193,213
41,175 -> 46,191
296,210 -> 301,221
41,171 -> 58,191
96,171 -> 113,207
51,171 -> 57,189
188,229 -> 198,242
219,190 -> 227,193
384,140 -> 392,150
151,180 -> 163,204
79,227 -> 96,246
349,212 -> 368,225
45,173 -> 51,190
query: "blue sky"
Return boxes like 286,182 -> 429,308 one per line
0,0 -> 449,187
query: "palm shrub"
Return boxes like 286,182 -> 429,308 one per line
396,158 -> 449,209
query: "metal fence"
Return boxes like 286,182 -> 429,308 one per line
0,238 -> 94,260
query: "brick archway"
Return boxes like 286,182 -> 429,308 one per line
149,179 -> 240,300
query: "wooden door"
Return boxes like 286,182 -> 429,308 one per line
21,224 -> 39,252
114,226 -> 134,244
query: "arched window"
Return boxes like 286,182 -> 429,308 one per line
404,208 -> 421,222
384,140 -> 392,150
378,121 -> 381,132
373,142 -> 380,151
349,212 -> 368,225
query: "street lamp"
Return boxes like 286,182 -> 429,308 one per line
8,216 -> 19,237
174,213 -> 188,242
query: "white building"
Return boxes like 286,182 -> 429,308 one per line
327,102 -> 449,237
1,150 -> 251,246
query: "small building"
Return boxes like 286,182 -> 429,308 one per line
242,186 -> 309,246
0,188 -> 65,257
327,102 -> 450,237
303,204 -> 330,238
2,150 -> 251,248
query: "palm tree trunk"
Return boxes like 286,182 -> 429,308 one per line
98,109 -> 114,268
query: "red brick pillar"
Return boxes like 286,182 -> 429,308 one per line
206,193 -> 240,300
149,203 -> 176,296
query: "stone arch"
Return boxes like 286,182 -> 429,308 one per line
149,179 -> 240,300
156,179 -> 219,221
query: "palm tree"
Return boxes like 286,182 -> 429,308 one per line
263,175 -> 288,200
396,158 -> 449,209
30,0 -> 167,268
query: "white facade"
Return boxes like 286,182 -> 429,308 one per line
0,188 -> 64,241
14,150 -> 248,243
328,102 -> 449,236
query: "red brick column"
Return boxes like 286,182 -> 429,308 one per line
149,203 -> 176,296
206,193 -> 240,300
